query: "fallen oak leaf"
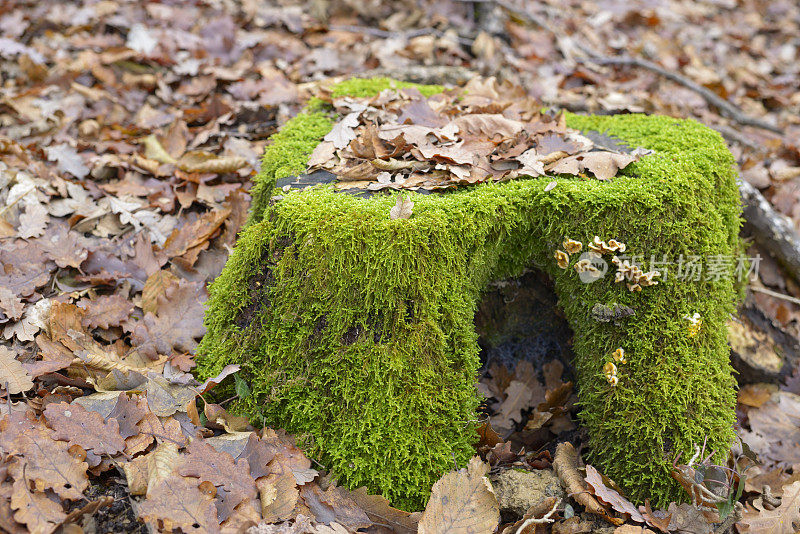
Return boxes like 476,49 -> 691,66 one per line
179,439 -> 256,523
0,346 -> 34,394
10,479 -> 66,534
418,456 -> 499,534
135,475 -> 218,534
76,293 -> 135,330
43,401 -> 126,456
324,112 -> 361,149
739,480 -> 800,533
5,425 -> 89,500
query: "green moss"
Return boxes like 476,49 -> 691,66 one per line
197,78 -> 742,510
331,77 -> 445,98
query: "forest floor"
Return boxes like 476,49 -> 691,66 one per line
1,0 -> 799,532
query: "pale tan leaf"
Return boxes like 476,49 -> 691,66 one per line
452,114 -> 524,139
258,472 -> 298,523
418,456 -> 499,534
142,134 -> 177,165
146,441 -> 181,497
142,270 -> 180,315
324,112 -> 360,149
0,346 -> 34,394
390,195 -> 414,220
10,479 -> 66,534
177,150 -> 247,173
739,480 -> 800,534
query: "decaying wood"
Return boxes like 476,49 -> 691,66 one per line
739,179 -> 800,282
576,56 -> 782,134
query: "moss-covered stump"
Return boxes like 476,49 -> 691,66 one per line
196,78 -> 742,510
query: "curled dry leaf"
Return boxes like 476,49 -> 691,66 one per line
584,465 -> 645,523
552,442 -> 623,526
177,151 -> 247,174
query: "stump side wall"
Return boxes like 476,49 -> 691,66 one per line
196,78 -> 742,509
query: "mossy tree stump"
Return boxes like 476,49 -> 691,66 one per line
196,78 -> 742,510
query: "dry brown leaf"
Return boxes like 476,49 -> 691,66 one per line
584,465 -> 645,523
390,195 -> 414,220
130,278 -> 207,359
160,208 -> 231,260
6,425 -> 89,501
146,441 -> 181,496
141,270 -> 180,315
348,487 -> 420,534
418,456 -> 499,534
43,401 -> 126,456
142,134 -> 178,165
452,114 -> 524,139
76,293 -> 135,330
324,112 -> 361,149
492,379 -> 535,433
136,475 -> 218,533
9,479 -> 66,534
300,483 -> 371,531
0,346 -> 34,394
179,438 -> 257,522
178,151 -> 247,174
739,480 -> 800,533
552,443 -> 622,526
258,472 -> 298,523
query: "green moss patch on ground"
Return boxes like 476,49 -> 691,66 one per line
196,78 -> 742,510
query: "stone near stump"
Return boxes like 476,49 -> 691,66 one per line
489,468 -> 565,519
196,78 -> 743,510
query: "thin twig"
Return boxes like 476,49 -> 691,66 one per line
749,285 -> 800,306
575,56 -> 782,134
491,0 -> 783,135
515,498 -> 560,534
712,123 -> 764,152
329,25 -> 474,46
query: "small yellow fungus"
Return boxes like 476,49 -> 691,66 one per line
555,250 -> 570,269
563,238 -> 583,254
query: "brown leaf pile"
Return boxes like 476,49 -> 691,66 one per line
308,78 -> 644,192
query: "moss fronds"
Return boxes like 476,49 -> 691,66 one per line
197,79 -> 742,510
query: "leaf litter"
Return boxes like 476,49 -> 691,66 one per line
307,79 -> 645,193
1,0 -> 800,531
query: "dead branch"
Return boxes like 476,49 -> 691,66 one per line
739,179 -> 800,282
492,0 -> 782,135
575,56 -> 781,134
